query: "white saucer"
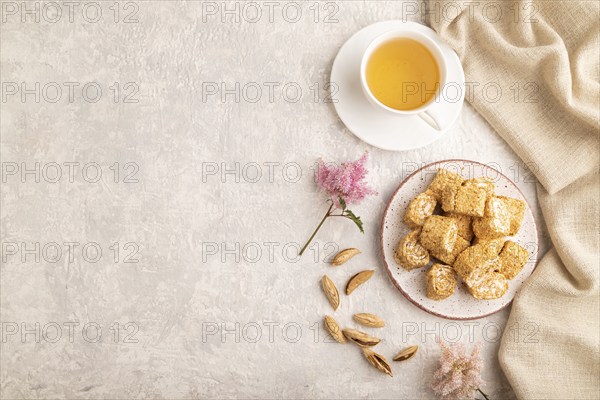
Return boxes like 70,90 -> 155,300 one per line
331,21 -> 465,151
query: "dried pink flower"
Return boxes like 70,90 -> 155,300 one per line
315,152 -> 377,208
299,152 -> 377,257
431,341 -> 485,400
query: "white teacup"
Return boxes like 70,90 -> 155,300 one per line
360,30 -> 449,131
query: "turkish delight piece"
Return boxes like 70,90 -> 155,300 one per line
394,230 -> 430,271
472,237 -> 506,255
453,243 -> 499,282
496,195 -> 526,235
442,184 -> 487,217
497,241 -> 529,279
472,196 -> 512,239
431,236 -> 470,266
463,177 -> 495,197
404,191 -> 437,228
419,216 -> 458,255
426,264 -> 457,301
427,169 -> 464,201
445,212 -> 473,242
467,271 -> 508,300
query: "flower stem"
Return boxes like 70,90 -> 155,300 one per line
299,203 -> 334,256
477,388 -> 490,400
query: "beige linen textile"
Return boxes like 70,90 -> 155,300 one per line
428,1 -> 600,398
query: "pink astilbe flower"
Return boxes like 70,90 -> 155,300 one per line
315,152 -> 377,208
299,152 -> 377,256
431,341 -> 485,400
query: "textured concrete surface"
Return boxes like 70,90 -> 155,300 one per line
1,1 -> 550,399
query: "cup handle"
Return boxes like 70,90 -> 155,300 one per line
417,103 -> 451,131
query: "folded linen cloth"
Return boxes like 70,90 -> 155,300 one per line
427,1 -> 599,398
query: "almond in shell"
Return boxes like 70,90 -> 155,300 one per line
342,328 -> 380,347
323,315 -> 345,343
353,313 -> 385,328
363,348 -> 393,377
332,248 -> 361,266
346,270 -> 375,295
393,345 -> 419,361
321,275 -> 340,310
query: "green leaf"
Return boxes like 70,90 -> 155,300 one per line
338,197 -> 347,210
344,209 -> 364,234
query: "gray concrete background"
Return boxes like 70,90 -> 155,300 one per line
1,1 -> 550,398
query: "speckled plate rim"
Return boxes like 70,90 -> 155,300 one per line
380,159 -> 540,320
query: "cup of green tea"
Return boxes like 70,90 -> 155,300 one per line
360,29 -> 449,130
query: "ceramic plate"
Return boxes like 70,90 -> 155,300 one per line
330,20 -> 465,151
381,160 -> 539,320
